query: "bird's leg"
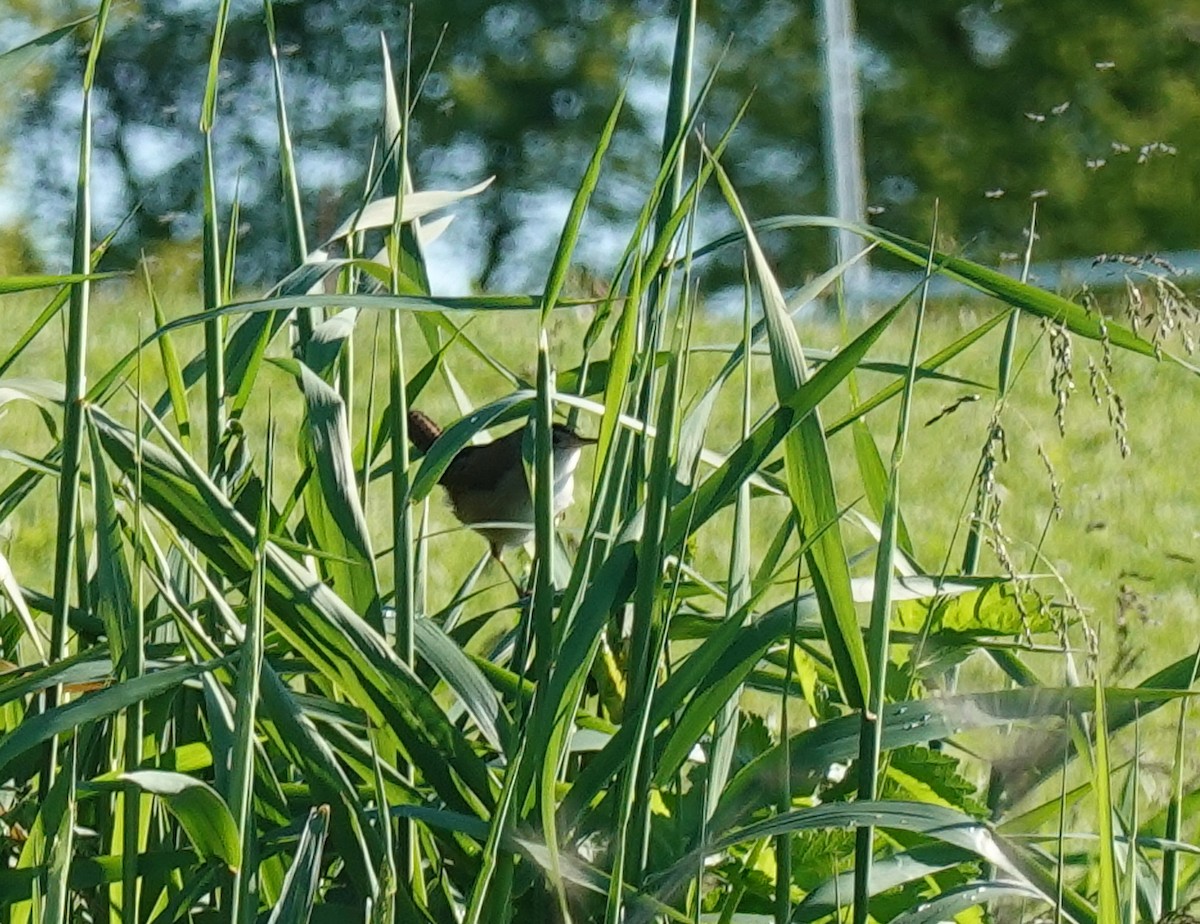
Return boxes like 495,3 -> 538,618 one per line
491,544 -> 524,596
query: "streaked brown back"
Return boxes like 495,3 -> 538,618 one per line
407,410 -> 443,452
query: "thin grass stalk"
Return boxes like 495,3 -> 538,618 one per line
531,332 -> 571,921
962,204 -> 1037,572
1161,647 -> 1200,912
700,244 -> 755,924
852,209 -> 935,924
654,0 -> 696,243
228,419 -> 271,922
263,0 -> 312,347
386,20 -> 416,894
607,349 -> 682,920
775,557 -> 803,924
121,315 -> 148,922
1125,711 -> 1139,924
46,0 -> 111,794
1094,675 -> 1121,924
632,0 -> 696,507
200,0 -> 232,479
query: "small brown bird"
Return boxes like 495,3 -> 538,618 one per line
407,409 -> 596,565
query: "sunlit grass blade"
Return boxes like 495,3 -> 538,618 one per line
292,361 -> 383,629
694,214 -> 1195,369
46,0 -> 113,799
199,0 -> 233,475
266,806 -> 330,924
540,87 -> 625,325
263,0 -> 311,344
1093,675 -> 1121,924
709,154 -> 872,710
0,273 -> 120,296
116,771 -> 241,871
0,220 -> 126,376
0,659 -> 229,771
853,210 -> 934,924
0,547 -> 47,663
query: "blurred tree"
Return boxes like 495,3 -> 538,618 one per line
3,0 -> 1198,290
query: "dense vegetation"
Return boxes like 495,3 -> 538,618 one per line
2,4 -> 1199,923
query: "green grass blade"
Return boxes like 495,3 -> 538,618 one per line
540,87 -> 625,325
266,806 -> 329,924
0,660 -> 228,771
854,213 -> 934,924
43,739 -> 76,924
709,157 -> 872,710
0,236 -> 124,375
46,0 -> 113,796
1093,676 -> 1121,924
0,14 -> 94,71
117,771 -> 241,871
228,420 -> 271,922
694,215 -> 1193,370
144,263 -> 193,452
294,361 -> 383,628
0,272 -> 120,295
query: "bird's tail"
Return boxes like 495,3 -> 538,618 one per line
407,410 -> 443,452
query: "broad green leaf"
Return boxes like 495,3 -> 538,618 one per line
710,685 -> 1192,835
672,800 -> 1096,924
887,881 -> 1048,924
293,360 -> 382,629
117,771 -> 241,870
894,581 -> 1054,637
794,843 -> 975,921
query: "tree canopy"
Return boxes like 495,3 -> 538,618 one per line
4,0 -> 1198,289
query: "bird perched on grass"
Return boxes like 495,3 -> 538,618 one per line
407,409 -> 595,576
